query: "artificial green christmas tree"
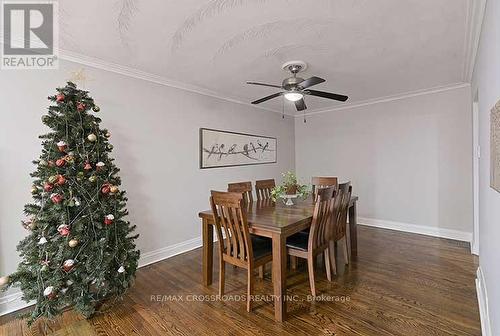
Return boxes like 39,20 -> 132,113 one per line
0,82 -> 140,324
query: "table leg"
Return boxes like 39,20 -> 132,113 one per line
348,201 -> 358,257
202,218 -> 213,286
272,233 -> 287,322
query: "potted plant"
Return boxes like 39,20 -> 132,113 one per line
271,171 -> 309,204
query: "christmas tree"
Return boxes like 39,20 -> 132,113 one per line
0,82 -> 140,324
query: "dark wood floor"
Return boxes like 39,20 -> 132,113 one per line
0,226 -> 481,336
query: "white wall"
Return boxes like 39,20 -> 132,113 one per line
295,86 -> 473,238
0,60 -> 295,313
472,0 -> 500,333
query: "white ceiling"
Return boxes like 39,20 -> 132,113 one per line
59,0 -> 470,114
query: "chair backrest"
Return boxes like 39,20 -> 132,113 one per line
210,191 -> 253,265
311,177 -> 338,200
308,186 -> 335,251
255,179 -> 276,201
332,182 -> 352,241
228,181 -> 253,203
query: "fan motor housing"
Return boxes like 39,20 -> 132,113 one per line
282,77 -> 304,90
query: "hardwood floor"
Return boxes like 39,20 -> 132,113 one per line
0,226 -> 481,336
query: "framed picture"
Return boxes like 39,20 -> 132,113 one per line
491,99 -> 500,192
199,128 -> 277,169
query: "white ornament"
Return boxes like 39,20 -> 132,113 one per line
43,286 -> 53,296
106,214 -> 114,220
117,266 -> 125,274
66,280 -> 74,286
57,140 -> 66,147
0,275 -> 9,287
60,287 -> 68,294
87,133 -> 97,142
96,162 -> 105,168
38,237 -> 47,245
74,198 -> 81,206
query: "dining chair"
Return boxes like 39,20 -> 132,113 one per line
329,182 -> 352,275
286,186 -> 335,297
210,191 -> 273,312
311,176 -> 338,199
227,181 -> 253,203
255,179 -> 276,201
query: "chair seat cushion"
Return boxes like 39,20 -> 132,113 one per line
251,235 -> 272,259
286,232 -> 310,251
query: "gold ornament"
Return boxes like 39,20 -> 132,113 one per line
48,175 -> 58,184
89,175 -> 97,183
0,275 -> 9,288
87,133 -> 97,142
110,185 -> 119,194
92,105 -> 100,112
31,186 -> 38,194
39,159 -> 48,166
105,132 -> 111,138
68,239 -> 78,248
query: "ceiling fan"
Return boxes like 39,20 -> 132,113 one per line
246,61 -> 348,112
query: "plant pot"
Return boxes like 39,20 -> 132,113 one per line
286,185 -> 297,195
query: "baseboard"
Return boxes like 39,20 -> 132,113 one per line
0,235 -> 205,317
358,217 -> 473,243
138,237 -> 202,268
476,266 -> 492,336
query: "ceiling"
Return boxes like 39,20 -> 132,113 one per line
59,0 -> 470,114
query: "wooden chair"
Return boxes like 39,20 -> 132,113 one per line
227,182 -> 253,203
329,182 -> 352,275
286,187 -> 335,296
311,176 -> 338,199
210,191 -> 273,312
255,179 -> 276,201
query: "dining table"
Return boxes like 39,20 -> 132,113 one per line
198,195 -> 359,322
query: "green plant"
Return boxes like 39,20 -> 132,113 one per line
271,171 -> 309,201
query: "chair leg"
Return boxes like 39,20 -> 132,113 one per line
247,268 -> 254,312
307,255 -> 317,297
343,237 -> 349,265
219,261 -> 225,297
329,241 -> 337,276
324,249 -> 332,282
290,256 -> 297,270
258,265 -> 264,279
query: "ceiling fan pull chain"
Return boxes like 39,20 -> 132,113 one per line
282,97 -> 285,119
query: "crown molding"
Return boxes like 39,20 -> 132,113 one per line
58,50 -> 293,116
294,82 -> 470,118
1,33 -> 472,118
462,0 -> 487,82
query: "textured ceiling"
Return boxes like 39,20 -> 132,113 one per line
59,0 -> 469,113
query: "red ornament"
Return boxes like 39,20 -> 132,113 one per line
101,183 -> 111,195
104,214 -> 114,225
55,158 -> 66,167
43,183 -> 54,192
62,259 -> 75,272
58,224 -> 70,236
50,193 -> 63,204
56,141 -> 67,152
77,102 -> 86,112
56,94 -> 65,102
83,162 -> 92,170
56,175 -> 66,186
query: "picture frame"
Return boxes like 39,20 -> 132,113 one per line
199,128 -> 277,169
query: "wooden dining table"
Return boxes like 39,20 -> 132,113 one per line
198,195 -> 359,322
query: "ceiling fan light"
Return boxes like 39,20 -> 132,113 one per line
284,92 -> 303,102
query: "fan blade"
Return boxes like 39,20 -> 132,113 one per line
300,76 -> 325,89
246,81 -> 283,89
295,98 -> 307,111
251,92 -> 283,104
306,90 -> 348,102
